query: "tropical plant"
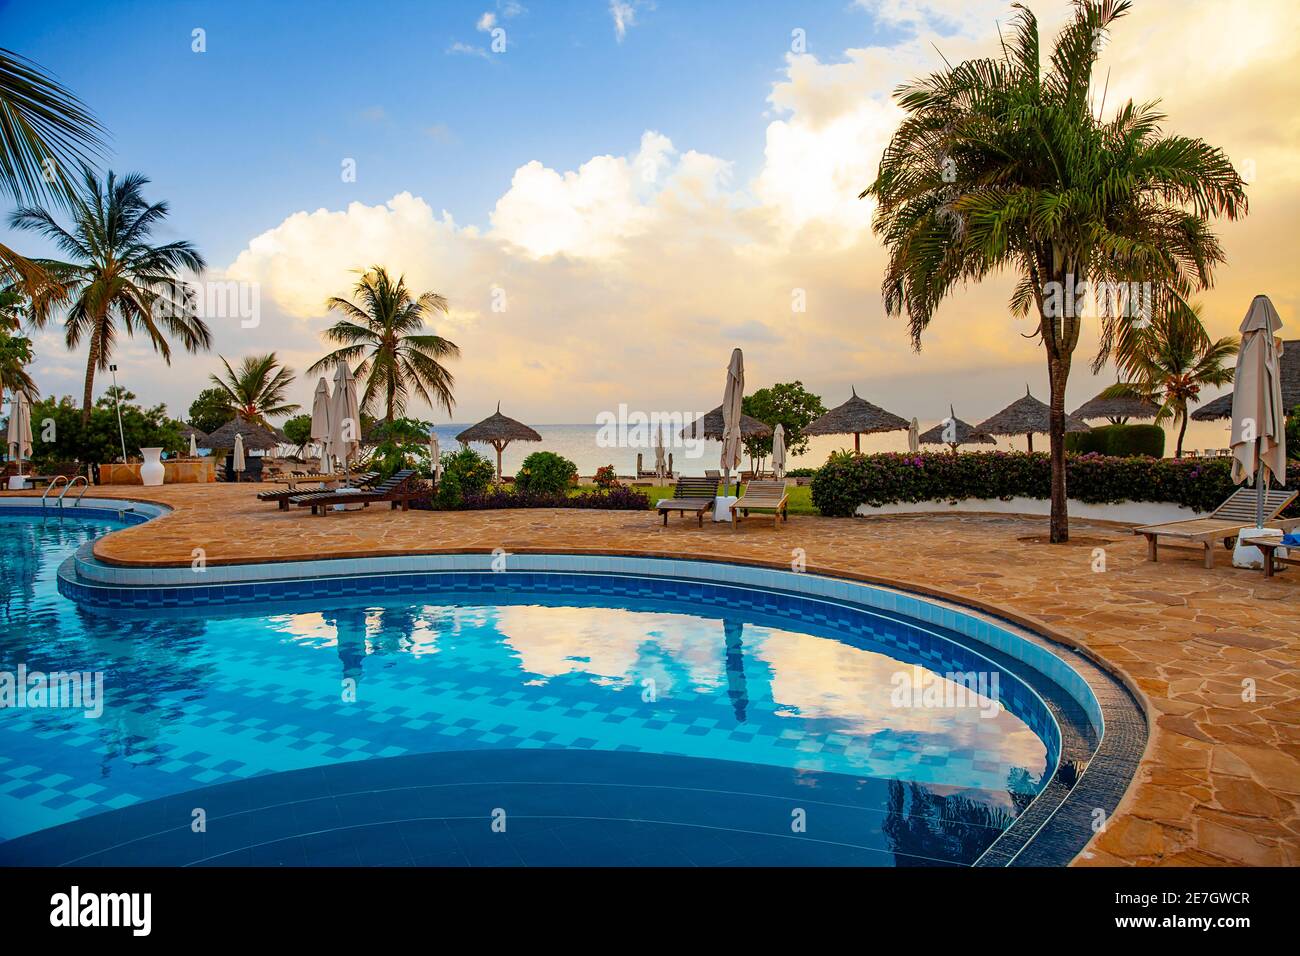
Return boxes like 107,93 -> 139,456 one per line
187,385 -> 235,435
281,413 -> 313,455
1102,301 -> 1236,457
516,450 -> 578,494
741,381 -> 827,465
363,416 -> 436,478
209,353 -> 299,426
0,287 -> 36,397
24,390 -> 182,466
434,446 -> 495,508
9,169 -> 211,423
310,266 -> 459,423
0,48 -> 105,292
1287,407 -> 1299,460
862,0 -> 1247,541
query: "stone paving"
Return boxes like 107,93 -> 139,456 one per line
5,482 -> 1298,866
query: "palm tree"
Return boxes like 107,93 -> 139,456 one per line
210,353 -> 299,427
1103,301 -> 1236,458
8,169 -> 211,423
0,48 -> 105,292
863,0 -> 1247,542
310,266 -> 459,423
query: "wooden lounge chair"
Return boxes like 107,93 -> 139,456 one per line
260,472 -> 377,510
729,480 -> 790,530
656,476 -> 718,527
1135,487 -> 1300,568
295,469 -> 421,515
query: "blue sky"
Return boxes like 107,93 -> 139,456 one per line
1,0 -> 901,265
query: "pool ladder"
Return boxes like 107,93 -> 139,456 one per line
40,475 -> 89,512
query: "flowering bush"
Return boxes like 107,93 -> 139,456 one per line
414,485 -> 649,512
810,451 -> 1300,518
593,464 -> 619,490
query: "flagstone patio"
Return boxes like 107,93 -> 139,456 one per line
6,482 -> 1298,867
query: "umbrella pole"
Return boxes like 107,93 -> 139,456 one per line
1255,458 -> 1265,529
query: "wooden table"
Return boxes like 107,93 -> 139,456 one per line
1241,537 -> 1298,578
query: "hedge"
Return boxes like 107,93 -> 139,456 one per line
1065,423 -> 1165,458
413,486 -> 650,512
810,451 -> 1300,518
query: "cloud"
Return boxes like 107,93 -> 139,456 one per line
609,1 -> 639,42
476,12 -> 496,31
445,41 -> 489,58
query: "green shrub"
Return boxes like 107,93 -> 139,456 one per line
810,451 -> 1300,518
1288,406 -> 1299,460
435,447 -> 494,508
516,451 -> 578,494
1065,423 -> 1164,457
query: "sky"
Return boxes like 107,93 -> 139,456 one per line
3,0 -> 1299,450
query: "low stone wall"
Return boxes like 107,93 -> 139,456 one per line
98,459 -> 216,485
855,496 -> 1206,526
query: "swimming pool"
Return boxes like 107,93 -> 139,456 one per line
0,509 -> 1131,866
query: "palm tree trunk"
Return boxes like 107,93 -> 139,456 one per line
81,328 -> 99,425
1047,350 -> 1071,543
1176,410 -> 1188,458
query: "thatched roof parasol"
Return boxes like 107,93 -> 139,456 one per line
976,386 -> 1090,452
456,403 -> 543,483
804,386 -> 909,451
177,423 -> 209,443
203,416 -> 284,452
678,405 -> 772,441
918,405 -> 995,452
1071,391 -> 1161,423
1192,339 -> 1299,421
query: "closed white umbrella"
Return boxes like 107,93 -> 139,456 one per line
1230,295 -> 1288,528
428,429 -> 441,482
654,427 -> 666,480
310,377 -> 333,471
331,363 -> 361,477
6,391 -> 32,476
188,432 -> 198,458
771,423 -> 786,479
720,348 -> 744,497
232,432 -> 246,475
908,417 -> 920,454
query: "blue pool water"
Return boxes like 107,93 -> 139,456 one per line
1,514 -> 1056,865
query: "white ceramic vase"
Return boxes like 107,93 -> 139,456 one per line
139,447 -> 165,486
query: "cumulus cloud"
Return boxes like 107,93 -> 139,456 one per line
609,1 -> 640,42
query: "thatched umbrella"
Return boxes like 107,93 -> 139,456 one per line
1071,391 -> 1161,424
678,405 -> 772,441
204,416 -> 283,452
918,405 -> 995,454
976,386 -> 1090,452
1192,339 -> 1298,422
804,387 -> 909,452
456,403 -> 542,484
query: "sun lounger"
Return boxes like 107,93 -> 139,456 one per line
295,469 -> 421,515
1135,487 -> 1300,568
729,480 -> 790,530
259,472 -> 377,509
656,476 -> 718,527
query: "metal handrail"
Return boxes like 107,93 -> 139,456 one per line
60,475 -> 89,507
40,475 -> 68,508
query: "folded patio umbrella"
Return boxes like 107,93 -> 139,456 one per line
771,423 -> 786,479
428,429 -> 440,481
720,348 -> 744,497
6,391 -> 31,475
331,364 -> 361,476
1230,295 -> 1288,527
189,432 -> 198,457
232,433 -> 246,474
908,417 -> 920,454
311,376 -> 333,470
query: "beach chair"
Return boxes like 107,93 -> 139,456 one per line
729,480 -> 790,531
1134,487 -> 1300,568
294,469 -> 421,515
259,472 -> 376,510
655,476 -> 718,527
